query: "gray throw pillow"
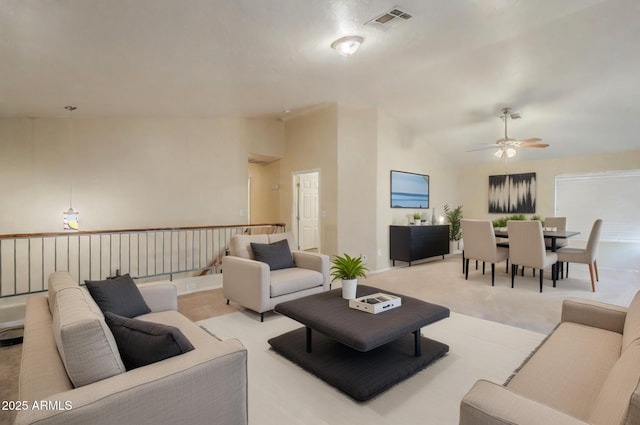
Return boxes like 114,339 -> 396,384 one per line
85,274 -> 151,318
104,312 -> 195,370
250,239 -> 295,270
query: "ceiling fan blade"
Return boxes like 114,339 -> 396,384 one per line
519,138 -> 542,143
521,143 -> 549,148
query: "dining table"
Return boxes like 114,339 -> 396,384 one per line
494,227 -> 580,280
493,227 -> 580,252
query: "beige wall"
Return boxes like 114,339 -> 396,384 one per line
376,111 -> 460,269
248,161 -> 281,224
458,150 -> 640,271
245,118 -> 285,160
336,105 -> 378,262
458,150 -> 640,220
280,105 -> 339,255
0,117 -> 249,233
4,112 -> 636,273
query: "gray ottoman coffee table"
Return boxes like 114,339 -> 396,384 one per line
269,284 -> 450,401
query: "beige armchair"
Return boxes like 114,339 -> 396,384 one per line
222,232 -> 330,321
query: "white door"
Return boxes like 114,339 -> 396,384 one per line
296,172 -> 319,251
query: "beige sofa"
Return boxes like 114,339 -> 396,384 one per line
16,272 -> 248,425
460,292 -> 640,425
222,232 -> 330,321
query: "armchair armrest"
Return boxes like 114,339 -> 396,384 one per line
222,256 -> 271,313
561,298 -> 627,334
292,251 -> 330,290
139,283 -> 178,312
460,380 -> 589,425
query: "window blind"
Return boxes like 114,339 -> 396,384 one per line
555,170 -> 640,243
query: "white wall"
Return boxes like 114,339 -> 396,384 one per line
0,117 -> 249,233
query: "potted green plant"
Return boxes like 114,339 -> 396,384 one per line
330,253 -> 369,300
413,212 -> 422,225
444,204 -> 463,251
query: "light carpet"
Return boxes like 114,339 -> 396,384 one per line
359,255 -> 640,334
198,310 -> 545,425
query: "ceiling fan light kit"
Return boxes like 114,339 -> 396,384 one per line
469,107 -> 548,159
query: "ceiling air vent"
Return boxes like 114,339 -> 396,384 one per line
366,6 -> 413,28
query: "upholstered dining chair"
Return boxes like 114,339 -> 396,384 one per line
507,220 -> 557,292
461,219 -> 509,286
544,217 -> 568,249
556,219 -> 603,292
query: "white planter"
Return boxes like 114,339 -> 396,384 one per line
341,278 -> 358,300
450,239 -> 463,254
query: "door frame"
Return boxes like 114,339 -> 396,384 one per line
291,169 -> 321,252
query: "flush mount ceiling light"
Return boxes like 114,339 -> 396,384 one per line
331,35 -> 364,56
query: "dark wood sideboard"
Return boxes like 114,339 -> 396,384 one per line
389,225 -> 450,266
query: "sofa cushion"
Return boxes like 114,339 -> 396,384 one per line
506,322 -> 622,420
622,291 -> 640,352
270,268 -> 324,297
250,239 -> 295,270
52,286 -> 126,387
589,338 -> 640,425
85,274 -> 151,318
47,271 -> 78,315
104,312 -> 194,370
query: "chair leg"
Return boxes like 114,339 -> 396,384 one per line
588,264 -> 596,292
506,259 -> 509,273
462,250 -> 465,274
260,312 -> 264,322
226,299 -> 230,305
594,260 -> 599,282
521,266 -> 524,276
511,264 -> 516,288
552,264 -> 557,288
482,262 -> 486,275
465,258 -> 470,280
566,262 -> 569,278
539,268 -> 544,293
475,260 -> 478,270
491,263 -> 495,286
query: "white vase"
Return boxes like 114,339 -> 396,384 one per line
341,279 -> 358,300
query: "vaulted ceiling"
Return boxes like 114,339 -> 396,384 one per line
2,0 -> 639,164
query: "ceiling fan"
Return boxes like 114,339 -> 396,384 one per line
469,107 -> 548,159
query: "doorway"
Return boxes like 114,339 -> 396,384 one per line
292,171 -> 320,251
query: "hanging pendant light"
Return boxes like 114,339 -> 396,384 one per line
63,106 -> 80,231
